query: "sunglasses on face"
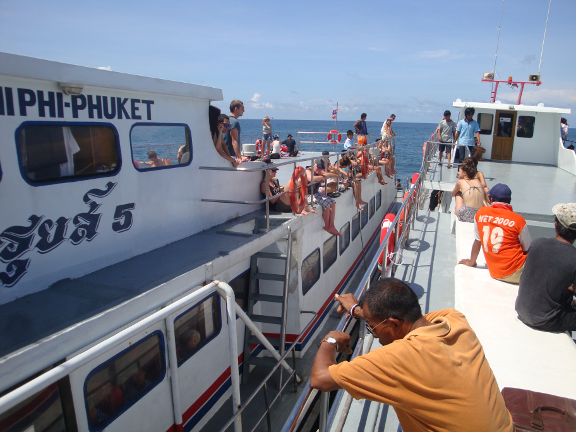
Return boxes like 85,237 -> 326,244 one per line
222,123 -> 231,128
365,319 -> 386,336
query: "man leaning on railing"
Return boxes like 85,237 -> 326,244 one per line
310,278 -> 515,432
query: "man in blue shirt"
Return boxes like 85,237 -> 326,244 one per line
353,113 -> 368,136
454,107 -> 481,160
223,100 -> 244,158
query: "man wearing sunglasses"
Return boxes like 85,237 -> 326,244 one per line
311,278 -> 513,432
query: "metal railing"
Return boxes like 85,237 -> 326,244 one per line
199,141 -> 383,231
295,132 -> 378,154
281,138 -> 437,432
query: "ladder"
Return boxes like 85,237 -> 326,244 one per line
242,220 -> 293,384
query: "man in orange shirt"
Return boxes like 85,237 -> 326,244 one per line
311,278 -> 513,432
459,183 -> 531,283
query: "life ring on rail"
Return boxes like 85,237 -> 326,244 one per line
377,213 -> 396,272
288,166 -> 308,214
360,150 -> 369,179
357,135 -> 367,146
327,130 -> 342,144
398,191 -> 410,234
411,173 -> 420,198
255,139 -> 262,154
423,142 -> 426,157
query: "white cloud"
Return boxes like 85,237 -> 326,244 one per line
368,47 -> 383,52
251,93 -> 260,102
97,66 -> 112,71
498,88 -> 576,106
249,93 -> 273,110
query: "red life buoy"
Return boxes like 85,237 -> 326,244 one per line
327,130 -> 342,143
287,166 -> 308,214
358,135 -> 367,145
399,191 -> 410,233
378,213 -> 396,272
255,139 -> 262,154
360,150 -> 369,179
423,142 -> 426,157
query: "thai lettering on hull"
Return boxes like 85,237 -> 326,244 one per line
0,182 -> 135,288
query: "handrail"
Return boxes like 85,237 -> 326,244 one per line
282,136 -> 438,432
218,313 -> 317,432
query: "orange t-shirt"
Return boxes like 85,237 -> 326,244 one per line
329,309 -> 513,432
474,203 -> 531,279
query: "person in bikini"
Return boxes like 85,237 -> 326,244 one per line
261,167 -> 316,215
262,116 -> 273,155
451,157 -> 486,222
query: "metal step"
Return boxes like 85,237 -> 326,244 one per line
254,272 -> 285,281
254,251 -> 288,260
248,356 -> 280,367
249,314 -> 282,325
251,294 -> 284,303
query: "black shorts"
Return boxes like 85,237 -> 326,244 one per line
438,142 -> 453,153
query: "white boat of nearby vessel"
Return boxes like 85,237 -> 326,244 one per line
0,52 -> 396,432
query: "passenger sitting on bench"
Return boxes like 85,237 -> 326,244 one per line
139,150 -> 172,168
459,183 -> 532,284
306,166 -> 341,236
337,157 -> 367,211
261,167 -> 316,215
515,203 -> 576,332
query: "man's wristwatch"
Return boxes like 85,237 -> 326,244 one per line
320,337 -> 337,347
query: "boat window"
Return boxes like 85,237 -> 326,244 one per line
16,123 -> 119,184
301,248 -> 320,295
496,113 -> 515,137
376,190 -> 381,210
516,116 -> 535,138
477,113 -> 494,135
174,293 -> 221,366
84,332 -> 165,432
130,124 -> 192,171
369,196 -> 375,219
339,222 -> 350,256
351,214 -> 360,241
228,269 -> 255,311
361,204 -> 368,228
323,236 -> 337,273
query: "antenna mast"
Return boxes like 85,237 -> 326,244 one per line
539,0 -> 552,75
490,0 -> 505,100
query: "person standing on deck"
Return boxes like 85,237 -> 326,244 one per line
388,114 -> 396,137
223,100 -> 244,158
311,278 -> 514,432
353,113 -> 368,137
561,118 -> 569,142
454,107 -> 480,161
436,110 -> 457,167
515,203 -> 576,332
459,183 -> 532,284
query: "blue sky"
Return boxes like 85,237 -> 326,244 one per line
1,0 -> 574,123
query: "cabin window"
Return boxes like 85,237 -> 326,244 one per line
477,113 -> 494,135
369,197 -> 375,219
361,205 -> 368,228
302,248 -> 320,295
496,113 -> 515,137
175,294 -> 221,366
84,332 -> 165,431
339,222 -> 350,255
130,124 -> 192,170
17,123 -> 120,184
228,269 -> 256,311
323,236 -> 337,273
376,190 -> 382,210
351,214 -> 360,241
516,116 -> 535,138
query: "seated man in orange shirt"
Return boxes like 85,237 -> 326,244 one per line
459,183 -> 531,283
311,278 -> 514,432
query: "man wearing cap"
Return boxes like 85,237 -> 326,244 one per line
282,134 -> 298,157
515,203 -> 576,332
435,110 -> 457,167
459,183 -> 532,284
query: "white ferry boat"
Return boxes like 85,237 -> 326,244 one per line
0,52 -> 396,432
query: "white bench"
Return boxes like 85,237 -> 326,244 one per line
454,220 -> 576,399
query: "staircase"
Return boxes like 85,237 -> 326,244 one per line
242,217 -> 293,384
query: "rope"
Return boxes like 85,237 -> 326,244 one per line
539,0 -> 552,75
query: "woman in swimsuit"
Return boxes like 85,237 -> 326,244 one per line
262,117 -> 273,155
260,168 -> 317,215
451,157 -> 486,222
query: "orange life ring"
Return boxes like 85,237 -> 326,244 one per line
399,191 -> 410,233
423,142 -> 426,157
287,166 -> 308,214
411,173 -> 420,201
358,135 -> 367,145
255,139 -> 262,154
378,213 -> 396,272
360,150 -> 369,179
327,130 -> 342,143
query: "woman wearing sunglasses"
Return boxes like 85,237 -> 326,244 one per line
209,105 -> 240,167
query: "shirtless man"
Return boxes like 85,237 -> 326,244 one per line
140,150 -> 172,168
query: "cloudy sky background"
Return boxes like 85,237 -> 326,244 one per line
1,0 -> 574,123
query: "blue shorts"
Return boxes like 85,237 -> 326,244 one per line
263,133 -> 272,141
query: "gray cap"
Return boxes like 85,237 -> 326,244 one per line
552,203 -> 576,230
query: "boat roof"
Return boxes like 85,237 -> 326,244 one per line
453,100 -> 571,115
0,51 -> 223,101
